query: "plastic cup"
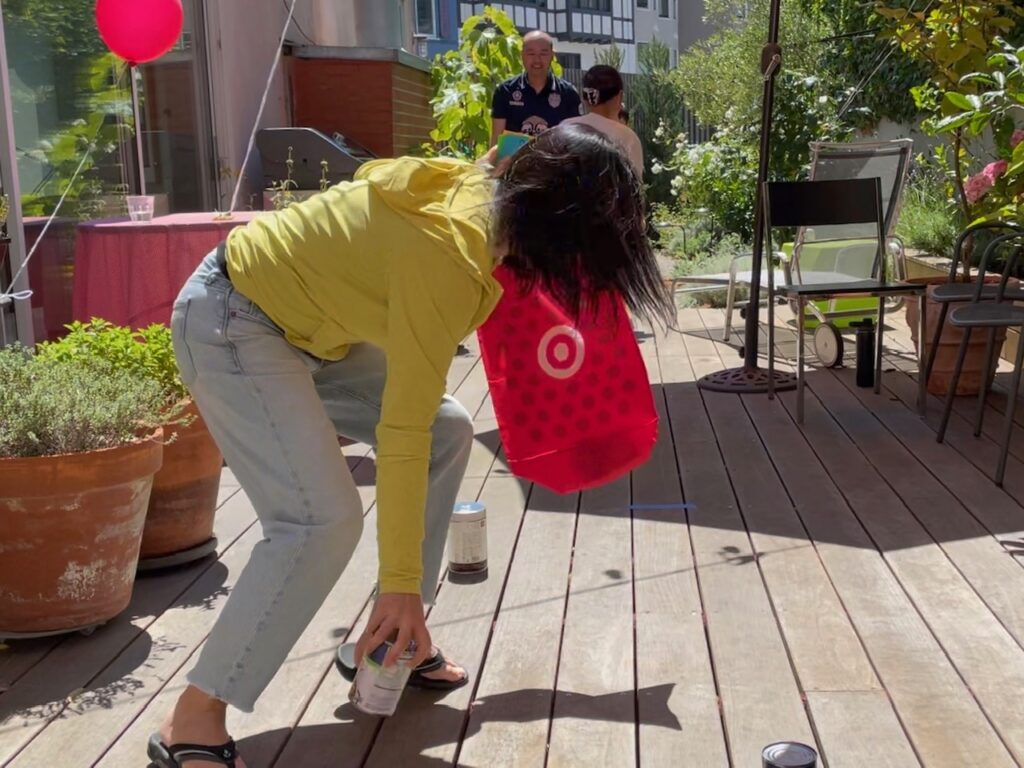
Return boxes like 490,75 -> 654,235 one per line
126,195 -> 154,222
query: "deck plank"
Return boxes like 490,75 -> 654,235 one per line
797,369 -> 1024,761
741,380 -> 1015,764
632,336 -> 729,767
546,474 -> 635,768
806,691 -> 921,768
663,319 -> 815,767
361,475 -> 527,767
742,311 -> 1018,767
456,483 -> 577,768
878,341 -> 1024,507
693,310 -> 881,695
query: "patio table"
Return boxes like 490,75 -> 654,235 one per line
71,210 -> 263,329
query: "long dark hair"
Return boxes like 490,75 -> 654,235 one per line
493,123 -> 675,328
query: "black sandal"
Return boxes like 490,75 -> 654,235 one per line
147,732 -> 240,767
334,643 -> 469,691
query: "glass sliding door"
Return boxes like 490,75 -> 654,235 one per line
0,0 -> 215,342
137,0 -> 215,214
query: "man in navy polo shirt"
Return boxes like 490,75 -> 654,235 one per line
491,30 -> 582,144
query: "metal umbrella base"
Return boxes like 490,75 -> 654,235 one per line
698,365 -> 797,393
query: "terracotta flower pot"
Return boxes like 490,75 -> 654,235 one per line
139,401 -> 223,566
905,276 -> 1007,396
0,436 -> 163,636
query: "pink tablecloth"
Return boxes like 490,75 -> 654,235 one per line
23,217 -> 76,342
72,211 -> 263,329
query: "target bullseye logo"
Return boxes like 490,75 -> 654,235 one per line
537,325 -> 585,380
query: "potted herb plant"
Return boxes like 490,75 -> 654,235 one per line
36,320 -> 224,569
0,347 -> 166,637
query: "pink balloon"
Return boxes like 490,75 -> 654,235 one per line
95,0 -> 184,65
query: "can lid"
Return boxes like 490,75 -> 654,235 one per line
761,742 -> 817,767
453,501 -> 486,521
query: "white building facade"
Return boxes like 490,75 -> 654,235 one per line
456,1 -> 680,74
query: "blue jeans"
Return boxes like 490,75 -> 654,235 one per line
170,248 -> 473,712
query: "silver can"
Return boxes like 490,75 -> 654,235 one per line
348,639 -> 416,716
761,741 -> 817,768
447,501 -> 488,574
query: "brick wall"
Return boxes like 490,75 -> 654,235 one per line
289,56 -> 434,158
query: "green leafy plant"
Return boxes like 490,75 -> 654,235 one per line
818,0 -> 924,128
675,0 -> 832,129
659,72 -> 852,241
36,319 -> 189,406
424,7 -> 527,159
879,0 -> 1024,249
671,233 -> 750,308
18,52 -> 137,221
594,42 -> 624,69
0,345 -> 169,458
632,39 -> 684,204
895,158 -> 963,257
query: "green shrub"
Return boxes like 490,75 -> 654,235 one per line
895,162 -> 962,257
36,319 -> 188,404
670,233 -> 751,308
0,346 -> 169,458
424,7 -> 525,160
658,71 -> 853,242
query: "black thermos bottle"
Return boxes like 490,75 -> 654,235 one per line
852,318 -> 875,388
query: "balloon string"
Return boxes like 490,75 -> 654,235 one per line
1,142 -> 95,308
228,0 -> 297,213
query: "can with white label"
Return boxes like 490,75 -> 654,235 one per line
448,501 -> 488,574
348,638 -> 416,716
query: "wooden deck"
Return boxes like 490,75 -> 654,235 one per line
4,306 -> 1024,767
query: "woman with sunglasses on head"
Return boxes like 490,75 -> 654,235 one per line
149,122 -> 672,768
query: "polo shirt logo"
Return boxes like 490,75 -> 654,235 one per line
511,89 -> 524,106
548,92 -> 561,108
522,116 -> 550,135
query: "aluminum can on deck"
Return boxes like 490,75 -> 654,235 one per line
348,639 -> 416,716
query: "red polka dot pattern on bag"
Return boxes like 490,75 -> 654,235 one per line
476,265 -> 658,493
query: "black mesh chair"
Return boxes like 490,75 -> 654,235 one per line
923,221 -> 1024,387
936,232 -> 1024,486
764,178 -> 928,423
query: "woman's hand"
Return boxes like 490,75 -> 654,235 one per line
354,592 -> 432,669
477,145 -> 512,178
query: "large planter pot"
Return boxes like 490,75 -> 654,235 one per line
905,276 -> 1007,396
138,401 -> 223,569
0,436 -> 163,637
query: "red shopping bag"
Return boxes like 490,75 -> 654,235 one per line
477,265 -> 658,493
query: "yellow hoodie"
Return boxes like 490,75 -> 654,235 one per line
225,157 -> 502,594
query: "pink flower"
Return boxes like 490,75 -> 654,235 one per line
964,171 -> 994,204
982,160 -> 1008,184
1012,129 -> 1024,148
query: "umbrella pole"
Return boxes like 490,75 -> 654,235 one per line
697,0 -> 797,394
